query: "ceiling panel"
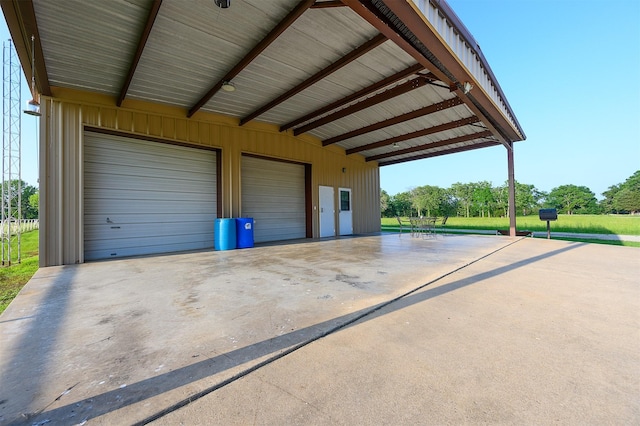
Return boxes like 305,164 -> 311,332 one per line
10,0 -> 524,167
127,0 -> 297,108
34,0 -> 151,95
203,5 -> 379,120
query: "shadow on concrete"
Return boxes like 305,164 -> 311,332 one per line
22,241 -> 583,425
0,316 -> 35,324
2,266 -> 76,424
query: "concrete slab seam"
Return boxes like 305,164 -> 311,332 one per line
132,237 -> 527,425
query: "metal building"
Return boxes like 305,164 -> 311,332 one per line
1,0 -> 525,267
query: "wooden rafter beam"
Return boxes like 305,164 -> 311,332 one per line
371,0 -> 517,144
377,140 -> 501,167
310,1 -> 346,8
323,97 -> 463,146
293,75 -> 430,136
366,130 -> 493,162
341,1 -> 450,87
117,0 -> 162,107
1,0 -> 51,96
342,0 -> 516,146
347,116 -> 479,155
187,0 -> 316,118
240,33 -> 387,126
280,63 -> 423,132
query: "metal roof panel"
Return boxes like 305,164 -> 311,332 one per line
34,0 -> 151,95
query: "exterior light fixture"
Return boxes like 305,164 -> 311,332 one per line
392,143 -> 399,148
24,34 -> 41,116
25,99 -> 40,116
462,81 -> 473,94
214,0 -> 230,8
221,81 -> 236,92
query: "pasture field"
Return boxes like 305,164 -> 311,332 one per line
381,215 -> 640,235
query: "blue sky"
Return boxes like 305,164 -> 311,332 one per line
1,23 -> 39,189
381,0 -> 640,199
3,0 -> 640,198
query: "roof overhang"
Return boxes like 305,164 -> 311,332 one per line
2,0 -> 525,166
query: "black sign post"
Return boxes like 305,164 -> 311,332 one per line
538,209 -> 558,239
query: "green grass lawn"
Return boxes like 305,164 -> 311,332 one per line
382,215 -> 640,235
0,230 -> 39,314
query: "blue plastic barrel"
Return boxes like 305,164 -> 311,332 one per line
236,218 -> 254,249
214,218 -> 236,250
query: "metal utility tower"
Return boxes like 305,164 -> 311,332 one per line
2,39 -> 22,265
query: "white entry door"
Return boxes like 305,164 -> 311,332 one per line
339,187 -> 353,235
319,186 -> 335,238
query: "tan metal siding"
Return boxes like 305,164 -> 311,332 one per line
40,90 -> 380,266
39,100 -> 84,266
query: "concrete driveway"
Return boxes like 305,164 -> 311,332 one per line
0,234 -> 638,425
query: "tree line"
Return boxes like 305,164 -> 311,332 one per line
1,180 -> 38,220
381,170 -> 640,218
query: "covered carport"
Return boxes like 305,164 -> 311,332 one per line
2,0 -> 525,266
1,3 -> 639,423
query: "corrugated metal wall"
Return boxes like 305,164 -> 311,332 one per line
39,89 -> 381,266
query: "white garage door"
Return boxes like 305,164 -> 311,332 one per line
241,155 -> 306,243
84,132 -> 217,260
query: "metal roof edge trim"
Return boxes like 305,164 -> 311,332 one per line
1,0 -> 51,96
417,0 -> 525,140
343,0 -> 512,148
393,0 -> 523,142
367,0 -> 516,144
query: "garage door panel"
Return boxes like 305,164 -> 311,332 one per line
85,218 -> 213,235
85,157 -> 215,177
84,157 -> 214,178
85,219 -> 212,234
85,176 -> 215,193
242,197 -> 304,209
85,188 -> 215,203
255,221 -> 305,229
85,140 -> 214,171
85,199 -> 215,214
84,213 -> 212,225
84,132 -> 217,260
255,224 -> 305,241
85,240 -> 211,261
242,174 -> 303,187
85,164 -> 216,184
252,212 -> 305,221
85,225 -> 213,245
241,156 -> 306,244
